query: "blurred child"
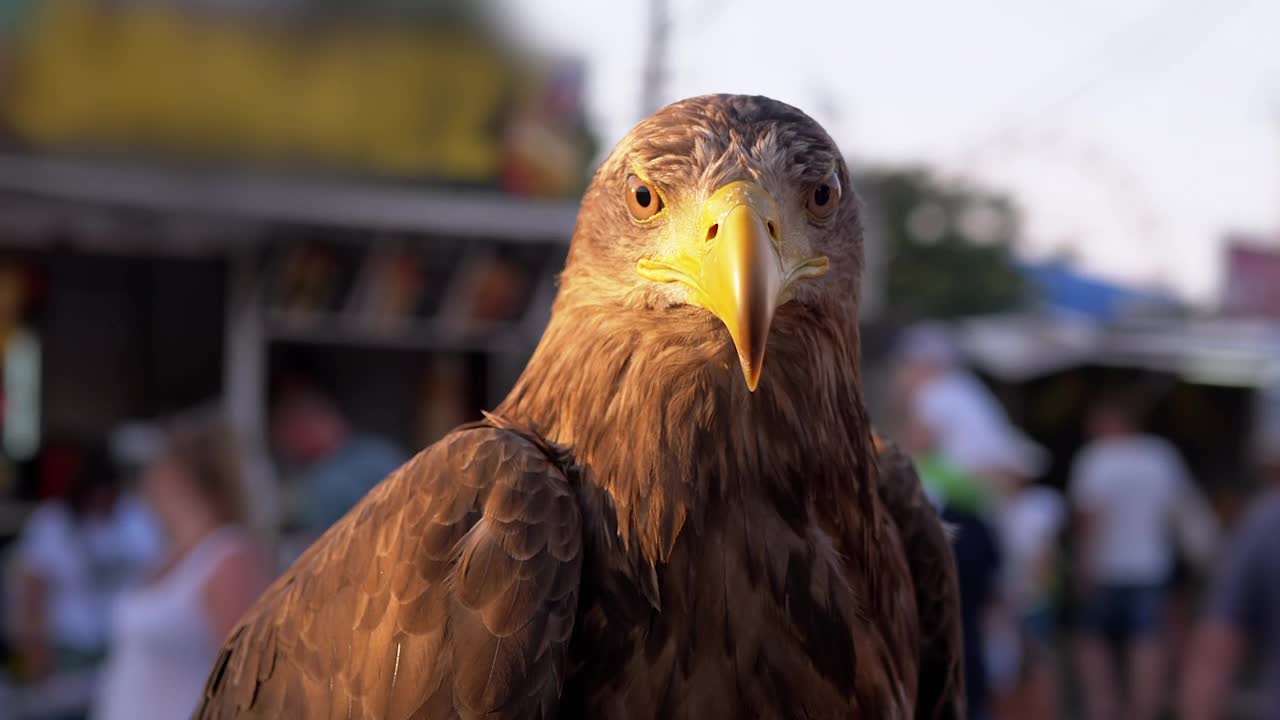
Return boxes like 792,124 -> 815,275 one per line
15,443 -> 157,720
995,471 -> 1066,720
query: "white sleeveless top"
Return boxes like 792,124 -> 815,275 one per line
93,527 -> 249,720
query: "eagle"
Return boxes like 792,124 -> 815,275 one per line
198,94 -> 964,719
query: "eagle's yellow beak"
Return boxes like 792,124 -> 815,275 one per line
638,181 -> 829,391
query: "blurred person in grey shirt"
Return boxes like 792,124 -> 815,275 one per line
1182,444 -> 1280,720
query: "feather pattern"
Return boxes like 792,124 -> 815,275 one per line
197,425 -> 583,719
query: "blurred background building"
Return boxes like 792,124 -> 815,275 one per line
0,4 -> 600,713
0,0 -> 596,542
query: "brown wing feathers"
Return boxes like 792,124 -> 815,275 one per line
873,434 -> 966,720
197,426 -> 583,719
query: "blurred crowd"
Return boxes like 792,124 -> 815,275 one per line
2,332 -> 1278,719
893,324 -> 1280,720
0,379 -> 406,720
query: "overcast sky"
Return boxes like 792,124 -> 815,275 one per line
502,0 -> 1280,303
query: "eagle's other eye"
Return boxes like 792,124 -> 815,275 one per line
806,175 -> 841,221
626,175 -> 664,221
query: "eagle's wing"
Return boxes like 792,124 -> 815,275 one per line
873,434 -> 966,720
197,424 -> 583,720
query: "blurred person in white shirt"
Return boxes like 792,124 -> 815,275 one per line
1069,397 -> 1209,720
896,322 -> 1047,495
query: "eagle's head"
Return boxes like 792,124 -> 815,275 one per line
561,94 -> 863,392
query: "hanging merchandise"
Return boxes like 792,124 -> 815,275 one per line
4,326 -> 40,461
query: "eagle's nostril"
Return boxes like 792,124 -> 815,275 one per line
706,224 -> 719,242
766,221 -> 778,241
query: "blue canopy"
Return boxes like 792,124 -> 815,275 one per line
1021,261 -> 1182,321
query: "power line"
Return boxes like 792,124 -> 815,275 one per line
933,0 -> 1253,285
955,0 -> 1248,165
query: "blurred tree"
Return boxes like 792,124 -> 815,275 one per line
859,168 -> 1030,321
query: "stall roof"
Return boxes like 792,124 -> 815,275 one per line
954,312 -> 1104,382
1102,317 -> 1280,387
0,153 -> 580,243
957,312 -> 1280,388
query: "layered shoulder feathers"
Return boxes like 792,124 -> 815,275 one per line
198,424 -> 582,719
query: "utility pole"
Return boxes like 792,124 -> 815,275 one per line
640,0 -> 669,118
1274,95 -> 1280,233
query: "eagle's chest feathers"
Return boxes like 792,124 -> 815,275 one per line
564,484 -> 908,719
511,311 -> 912,715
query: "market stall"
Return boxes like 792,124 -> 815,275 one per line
952,311 -> 1280,511
0,0 -> 595,544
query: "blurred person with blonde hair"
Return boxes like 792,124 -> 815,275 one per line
93,414 -> 269,720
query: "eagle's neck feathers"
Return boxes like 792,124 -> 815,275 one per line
496,296 -> 878,571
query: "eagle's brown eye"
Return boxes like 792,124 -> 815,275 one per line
806,175 -> 842,221
626,175 -> 663,221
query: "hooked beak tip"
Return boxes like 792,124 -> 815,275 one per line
742,361 -> 763,392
